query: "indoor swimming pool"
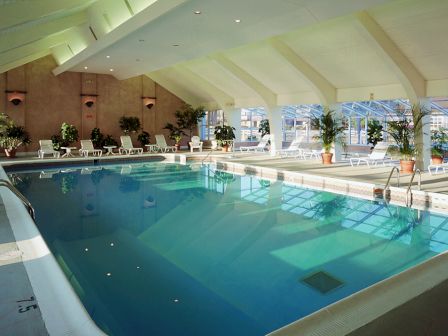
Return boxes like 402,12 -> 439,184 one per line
6,161 -> 448,336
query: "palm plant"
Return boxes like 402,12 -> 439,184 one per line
367,119 -> 384,148
431,127 -> 448,159
311,109 -> 345,154
386,105 -> 429,161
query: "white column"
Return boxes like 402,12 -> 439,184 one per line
414,98 -> 431,171
224,107 -> 242,143
329,103 -> 343,162
266,106 -> 283,156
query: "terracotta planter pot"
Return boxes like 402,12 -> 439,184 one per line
174,143 -> 180,152
5,148 -> 16,158
431,155 -> 443,165
400,160 -> 415,173
222,144 -> 229,152
321,152 -> 333,164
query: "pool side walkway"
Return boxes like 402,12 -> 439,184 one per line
0,151 -> 447,335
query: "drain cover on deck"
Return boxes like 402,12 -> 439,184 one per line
301,271 -> 344,294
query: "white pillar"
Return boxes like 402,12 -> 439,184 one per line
329,103 -> 343,162
414,98 -> 431,171
266,106 -> 283,156
224,107 -> 241,143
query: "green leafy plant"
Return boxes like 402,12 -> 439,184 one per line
311,109 -> 346,153
431,128 -> 448,158
174,104 -> 206,139
51,134 -> 62,150
60,122 -> 79,146
258,119 -> 270,137
119,116 -> 141,134
214,125 -> 236,146
367,119 -> 384,148
137,131 -> 151,147
90,128 -> 104,148
102,135 -> 118,146
386,105 -> 429,160
0,114 -> 31,152
164,123 -> 183,144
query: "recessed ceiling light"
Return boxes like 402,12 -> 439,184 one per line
235,19 -> 241,23
194,10 -> 201,14
84,66 -> 88,70
172,44 -> 180,47
138,39 -> 145,42
110,68 -> 114,72
106,55 -> 110,58
136,59 -> 141,62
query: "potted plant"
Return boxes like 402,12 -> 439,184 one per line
137,131 -> 151,147
431,128 -> 448,164
214,125 -> 236,152
119,116 -> 141,134
102,135 -> 118,147
311,109 -> 345,164
258,119 -> 270,137
164,123 -> 183,150
386,105 -> 429,173
174,104 -> 206,145
60,122 -> 79,146
0,115 -> 31,158
90,127 -> 104,148
367,119 -> 384,149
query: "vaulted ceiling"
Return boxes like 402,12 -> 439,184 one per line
2,0 -> 448,109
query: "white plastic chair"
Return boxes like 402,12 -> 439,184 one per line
79,140 -> 102,157
155,134 -> 176,153
119,136 -> 143,155
38,140 -> 60,159
350,151 -> 389,167
428,160 -> 447,175
189,136 -> 203,152
278,137 -> 303,157
239,134 -> 270,152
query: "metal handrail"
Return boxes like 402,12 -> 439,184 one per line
0,179 -> 35,220
383,166 -> 400,199
201,148 -> 215,164
405,169 -> 422,206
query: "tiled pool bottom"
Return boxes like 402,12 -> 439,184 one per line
6,161 -> 448,335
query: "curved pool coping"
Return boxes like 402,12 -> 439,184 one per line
2,154 -> 448,335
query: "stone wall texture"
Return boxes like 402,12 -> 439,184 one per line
0,55 -> 185,152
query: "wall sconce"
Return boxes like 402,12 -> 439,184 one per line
142,97 -> 156,109
81,94 -> 98,108
6,91 -> 26,106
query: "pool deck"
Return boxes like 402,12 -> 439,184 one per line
0,151 -> 447,335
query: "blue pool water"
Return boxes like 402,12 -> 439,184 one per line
6,161 -> 448,335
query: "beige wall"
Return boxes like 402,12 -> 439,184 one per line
0,55 -> 185,152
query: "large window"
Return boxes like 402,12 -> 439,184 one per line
241,108 -> 265,142
200,110 -> 224,140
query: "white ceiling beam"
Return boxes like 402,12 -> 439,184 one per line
0,11 -> 87,54
146,73 -> 203,107
173,65 -> 235,109
53,0 -> 187,76
354,11 -> 426,102
0,50 -> 51,74
0,33 -> 68,70
210,53 -> 277,107
0,0 -> 95,32
269,38 -> 336,106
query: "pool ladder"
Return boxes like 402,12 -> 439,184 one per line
383,167 -> 422,207
405,169 -> 421,207
0,179 -> 35,221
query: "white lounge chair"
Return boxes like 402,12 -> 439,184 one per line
189,136 -> 203,152
79,140 -> 102,157
350,151 -> 390,167
155,134 -> 176,153
239,134 -> 270,152
119,136 -> 143,155
428,160 -> 447,175
278,137 -> 303,157
38,140 -> 60,159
